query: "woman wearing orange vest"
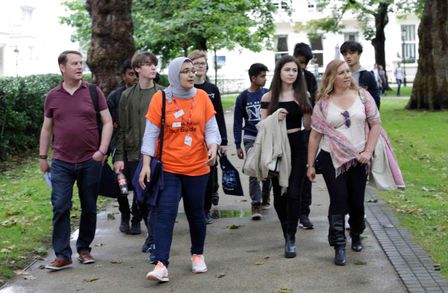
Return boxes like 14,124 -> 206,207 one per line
139,57 -> 220,282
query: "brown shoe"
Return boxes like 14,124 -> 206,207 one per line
78,251 -> 95,264
45,258 -> 73,271
251,204 -> 262,220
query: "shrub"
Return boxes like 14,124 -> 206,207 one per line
0,74 -> 62,160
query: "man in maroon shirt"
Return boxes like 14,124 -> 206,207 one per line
38,50 -> 113,271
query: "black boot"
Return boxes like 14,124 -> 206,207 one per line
129,221 -> 142,235
284,233 -> 296,258
119,214 -> 130,233
351,234 -> 363,252
334,246 -> 346,266
328,215 -> 346,266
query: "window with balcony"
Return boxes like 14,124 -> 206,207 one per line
401,25 -> 416,63
309,35 -> 323,67
344,32 -> 359,42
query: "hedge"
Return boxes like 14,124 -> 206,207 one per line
0,74 -> 62,160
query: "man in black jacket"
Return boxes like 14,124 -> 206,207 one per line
340,41 -> 381,109
188,50 -> 227,224
293,43 -> 317,230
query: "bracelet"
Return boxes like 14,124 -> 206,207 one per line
98,149 -> 106,156
306,164 -> 314,168
39,155 -> 48,159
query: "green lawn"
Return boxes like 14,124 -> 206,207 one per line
379,99 -> 448,279
383,86 -> 413,97
222,95 -> 236,111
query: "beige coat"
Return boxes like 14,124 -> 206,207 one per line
243,108 -> 291,190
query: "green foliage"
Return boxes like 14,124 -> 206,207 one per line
380,98 -> 448,279
61,0 -> 278,67
0,74 -> 61,160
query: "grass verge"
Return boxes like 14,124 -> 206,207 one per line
0,155 -> 110,286
222,95 -> 237,112
379,98 -> 448,279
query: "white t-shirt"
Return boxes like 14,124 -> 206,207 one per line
321,97 -> 367,153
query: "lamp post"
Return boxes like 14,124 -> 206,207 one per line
401,28 -> 407,87
14,47 -> 19,77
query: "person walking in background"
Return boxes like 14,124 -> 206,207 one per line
233,63 -> 272,220
113,52 -> 164,252
340,41 -> 381,109
394,63 -> 404,96
139,57 -> 220,282
307,59 -> 381,266
260,55 -> 313,258
106,59 -> 138,234
378,65 -> 387,95
39,50 -> 113,271
293,42 -> 317,230
188,50 -> 227,224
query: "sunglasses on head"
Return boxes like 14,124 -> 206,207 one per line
341,111 -> 351,128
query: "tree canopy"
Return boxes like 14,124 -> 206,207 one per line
61,0 -> 278,66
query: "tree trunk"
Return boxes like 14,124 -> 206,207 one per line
86,0 -> 135,96
408,0 -> 448,110
371,2 -> 391,90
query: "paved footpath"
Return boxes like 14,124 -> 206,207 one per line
1,110 -> 446,293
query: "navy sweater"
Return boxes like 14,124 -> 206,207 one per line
233,88 -> 268,149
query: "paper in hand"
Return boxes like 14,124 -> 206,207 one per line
44,172 -> 52,189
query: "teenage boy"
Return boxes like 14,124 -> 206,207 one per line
340,41 -> 381,109
293,43 -> 317,229
107,59 -> 137,233
233,63 -> 271,220
188,50 -> 228,224
39,50 -> 113,271
113,52 -> 164,251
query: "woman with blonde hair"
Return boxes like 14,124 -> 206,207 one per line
307,59 -> 381,266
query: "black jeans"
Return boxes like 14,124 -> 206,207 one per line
319,151 -> 367,234
272,131 -> 307,235
300,130 -> 312,217
116,160 -> 143,224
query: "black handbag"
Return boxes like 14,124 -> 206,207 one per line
132,91 -> 166,206
97,161 -> 121,198
219,155 -> 244,196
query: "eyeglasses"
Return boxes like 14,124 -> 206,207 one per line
341,111 -> 351,128
192,62 -> 207,67
180,69 -> 196,75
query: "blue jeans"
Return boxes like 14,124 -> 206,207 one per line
244,140 -> 271,205
396,79 -> 402,96
152,172 -> 209,267
50,159 -> 101,259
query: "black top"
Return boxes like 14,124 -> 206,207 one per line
194,80 -> 228,146
260,101 -> 302,130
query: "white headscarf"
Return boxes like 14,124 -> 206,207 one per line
164,57 -> 197,102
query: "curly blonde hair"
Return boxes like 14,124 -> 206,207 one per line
316,59 -> 358,101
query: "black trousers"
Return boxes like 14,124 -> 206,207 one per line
116,160 -> 143,224
204,162 -> 219,212
300,130 -> 312,217
319,151 -> 367,235
272,131 -> 307,235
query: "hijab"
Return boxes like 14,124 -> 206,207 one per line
164,57 -> 197,102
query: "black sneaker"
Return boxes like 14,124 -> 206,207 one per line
129,222 -> 142,235
211,192 -> 219,206
299,215 -> 314,230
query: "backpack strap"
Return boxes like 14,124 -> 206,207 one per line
88,83 -> 102,143
158,90 -> 166,162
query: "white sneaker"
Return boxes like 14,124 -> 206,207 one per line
191,254 -> 207,273
146,261 -> 169,282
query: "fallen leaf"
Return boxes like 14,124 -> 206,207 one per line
263,256 -> 270,260
273,288 -> 293,293
111,260 -> 123,264
83,276 -> 99,282
215,272 -> 226,278
95,243 -> 104,247
23,274 -> 36,280
0,248 -> 11,253
367,199 -> 378,203
228,224 -> 242,230
38,265 -> 45,269
354,260 -> 367,265
107,213 -> 115,220
255,261 -> 264,265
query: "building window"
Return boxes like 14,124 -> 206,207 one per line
344,32 -> 359,42
273,0 -> 290,10
216,56 -> 226,66
274,35 -> 289,63
309,35 -> 323,67
21,6 -> 34,22
401,25 -> 416,63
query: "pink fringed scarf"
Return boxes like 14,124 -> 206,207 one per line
312,89 -> 380,177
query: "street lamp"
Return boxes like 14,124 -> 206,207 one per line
14,47 -> 19,77
401,28 -> 407,87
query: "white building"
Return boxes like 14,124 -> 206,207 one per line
210,0 -> 420,93
0,0 -> 78,77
